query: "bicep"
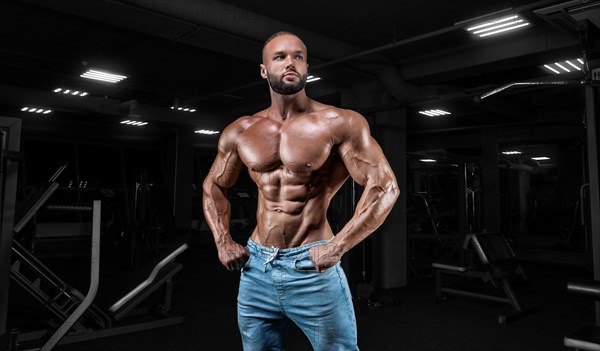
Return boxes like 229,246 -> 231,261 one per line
205,127 -> 244,189
206,149 -> 243,189
338,114 -> 395,188
340,135 -> 392,187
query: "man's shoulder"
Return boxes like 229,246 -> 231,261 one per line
311,103 -> 367,129
310,103 -> 361,121
224,114 -> 264,133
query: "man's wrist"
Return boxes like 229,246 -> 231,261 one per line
214,234 -> 234,248
330,238 -> 349,258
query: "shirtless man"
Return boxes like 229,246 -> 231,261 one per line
203,31 -> 399,351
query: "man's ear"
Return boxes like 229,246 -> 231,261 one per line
260,64 -> 267,79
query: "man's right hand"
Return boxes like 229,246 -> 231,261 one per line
217,239 -> 249,271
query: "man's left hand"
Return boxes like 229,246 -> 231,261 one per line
309,242 -> 343,273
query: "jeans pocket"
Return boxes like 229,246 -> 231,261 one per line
293,256 -> 318,273
241,255 -> 252,272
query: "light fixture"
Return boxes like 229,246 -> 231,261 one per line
307,75 -> 321,83
541,58 -> 584,75
171,105 -> 196,113
120,120 -> 148,126
502,151 -> 522,155
418,109 -> 451,117
464,13 -> 530,38
194,129 -> 220,135
419,159 -> 437,163
53,87 -> 88,96
21,106 -> 52,114
531,156 -> 550,161
81,69 -> 127,83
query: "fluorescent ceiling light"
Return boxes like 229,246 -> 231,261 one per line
565,60 -> 581,71
53,87 -> 88,96
502,151 -> 522,155
555,62 -> 570,72
419,159 -> 437,163
418,109 -> 451,117
479,22 -> 529,37
542,58 -> 584,75
466,15 -> 519,31
472,19 -> 524,34
531,156 -> 550,161
307,75 -> 321,83
194,129 -> 220,135
171,106 -> 196,113
81,69 -> 127,83
120,119 -> 148,126
465,14 -> 530,38
21,106 -> 52,114
543,65 -> 560,74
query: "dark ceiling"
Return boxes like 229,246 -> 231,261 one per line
1,0 -> 599,143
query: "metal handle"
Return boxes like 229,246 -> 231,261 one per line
41,200 -> 102,351
581,183 -> 590,225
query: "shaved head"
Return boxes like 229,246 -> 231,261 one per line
262,31 -> 307,63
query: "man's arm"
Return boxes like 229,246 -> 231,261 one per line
311,111 -> 399,272
202,123 -> 248,270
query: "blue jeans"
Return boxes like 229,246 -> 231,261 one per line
238,239 -> 359,351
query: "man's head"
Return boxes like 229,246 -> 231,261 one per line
260,32 -> 308,96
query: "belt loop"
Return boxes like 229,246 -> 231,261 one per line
263,247 -> 280,272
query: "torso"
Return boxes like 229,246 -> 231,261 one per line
235,104 -> 350,248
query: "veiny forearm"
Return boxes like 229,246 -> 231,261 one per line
332,177 -> 399,254
202,179 -> 233,247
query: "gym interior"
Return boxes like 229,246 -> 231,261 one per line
1,0 -> 600,350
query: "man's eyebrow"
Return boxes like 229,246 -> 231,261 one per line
271,50 -> 305,56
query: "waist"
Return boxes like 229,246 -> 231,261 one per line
246,238 -> 332,260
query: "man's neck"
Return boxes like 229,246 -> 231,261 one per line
268,90 -> 310,120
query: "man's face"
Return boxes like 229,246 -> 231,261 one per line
261,34 -> 308,96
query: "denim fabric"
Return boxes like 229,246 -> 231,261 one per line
238,239 -> 359,351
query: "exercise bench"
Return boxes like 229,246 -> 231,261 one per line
564,280 -> 600,350
432,232 -> 535,324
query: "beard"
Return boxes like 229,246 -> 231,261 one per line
267,70 -> 307,95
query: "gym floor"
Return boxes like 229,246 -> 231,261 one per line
28,233 -> 595,351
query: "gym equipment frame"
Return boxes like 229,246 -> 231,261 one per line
432,233 -> 536,324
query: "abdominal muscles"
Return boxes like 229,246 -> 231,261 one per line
250,166 -> 334,248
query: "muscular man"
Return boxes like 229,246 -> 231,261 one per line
203,31 -> 399,351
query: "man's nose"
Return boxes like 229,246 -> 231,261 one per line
285,56 -> 295,68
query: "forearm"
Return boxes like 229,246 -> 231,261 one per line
202,179 -> 234,247
332,179 -> 399,254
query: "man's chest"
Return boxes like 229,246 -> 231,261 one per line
237,117 -> 337,173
